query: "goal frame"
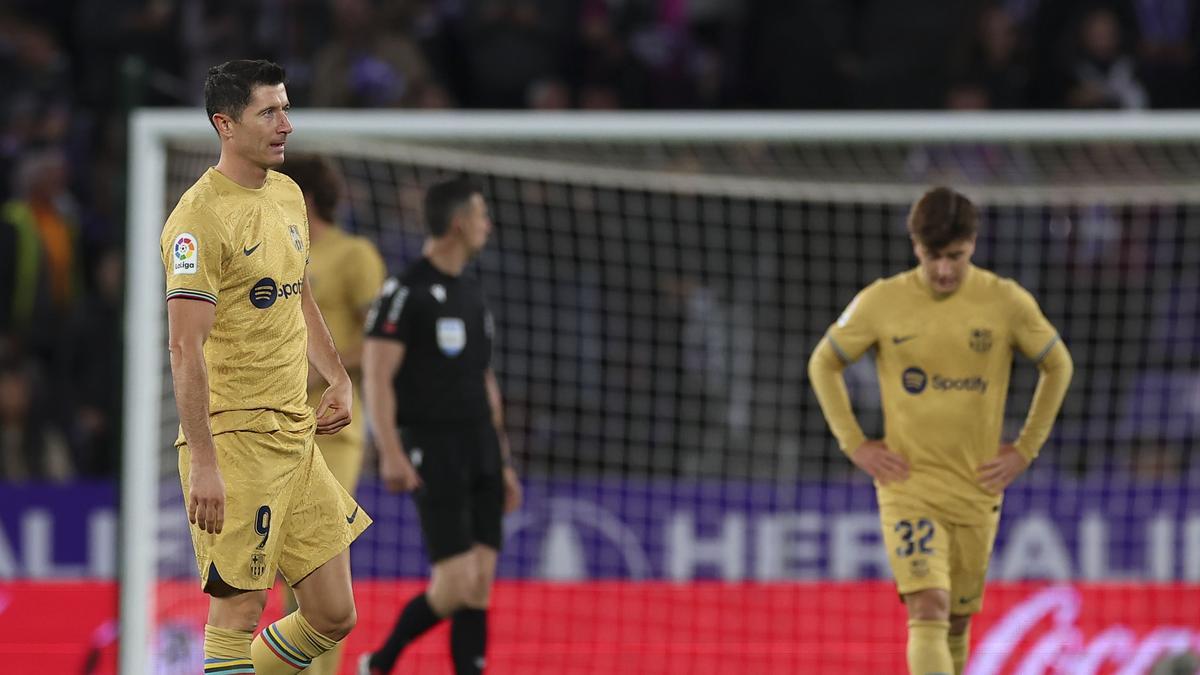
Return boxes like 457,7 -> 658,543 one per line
122,109 -> 1200,674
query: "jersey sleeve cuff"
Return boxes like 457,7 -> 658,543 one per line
826,335 -> 852,364
1033,334 -> 1061,363
839,431 -> 868,456
1013,439 -> 1039,463
166,288 -> 218,305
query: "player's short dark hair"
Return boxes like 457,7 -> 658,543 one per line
424,177 -> 482,237
278,154 -> 342,223
204,59 -> 287,131
907,186 -> 979,251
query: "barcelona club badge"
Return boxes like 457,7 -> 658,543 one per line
289,224 -> 304,252
970,328 -> 993,353
250,552 -> 266,579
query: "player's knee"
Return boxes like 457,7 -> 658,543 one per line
333,605 -> 358,640
209,590 -> 268,632
311,604 -> 357,641
427,569 -> 468,614
949,613 -> 972,635
466,564 -> 494,607
464,575 -> 492,608
448,566 -> 483,607
905,589 -> 950,621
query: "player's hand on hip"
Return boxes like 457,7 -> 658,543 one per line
977,443 -> 1029,494
315,377 -> 353,435
502,466 -> 522,514
380,450 -> 422,493
850,440 -> 910,485
188,463 -> 226,534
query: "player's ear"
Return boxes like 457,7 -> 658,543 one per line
450,206 -> 468,240
212,112 -> 235,139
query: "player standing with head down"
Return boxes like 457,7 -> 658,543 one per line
358,177 -> 521,675
808,187 -> 1073,675
161,59 -> 371,675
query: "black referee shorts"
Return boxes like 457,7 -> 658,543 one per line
400,422 -> 505,563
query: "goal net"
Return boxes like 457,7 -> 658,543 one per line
124,112 -> 1200,674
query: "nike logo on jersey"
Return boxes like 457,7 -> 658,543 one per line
892,335 -> 918,344
346,506 -> 359,524
243,242 -> 261,256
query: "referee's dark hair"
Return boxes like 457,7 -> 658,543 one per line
204,59 -> 286,132
278,154 -> 342,223
424,177 -> 482,237
907,186 -> 979,252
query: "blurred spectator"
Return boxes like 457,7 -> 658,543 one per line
75,0 -> 183,109
1136,0 -> 1200,108
1064,7 -> 1149,108
312,0 -> 443,107
3,148 -> 81,323
575,1 -> 648,108
527,77 -> 571,109
847,0 -> 980,109
960,4 -> 1029,109
737,0 -> 854,109
0,199 -> 52,339
59,249 -> 123,478
1029,0 -> 1140,107
946,81 -> 993,110
462,0 -> 568,108
0,15 -> 73,202
0,354 -> 72,481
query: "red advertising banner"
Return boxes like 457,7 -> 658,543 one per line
3,581 -> 1197,674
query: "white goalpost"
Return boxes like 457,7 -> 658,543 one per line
124,111 -> 1200,675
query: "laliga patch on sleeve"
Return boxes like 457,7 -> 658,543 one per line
172,232 -> 198,275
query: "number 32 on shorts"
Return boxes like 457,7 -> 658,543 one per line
894,518 -> 935,557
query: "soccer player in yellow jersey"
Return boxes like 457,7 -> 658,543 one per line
161,60 -> 372,675
276,154 -> 386,675
808,187 -> 1073,675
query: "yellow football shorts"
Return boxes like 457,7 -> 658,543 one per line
879,498 -> 1000,615
306,388 -> 365,494
178,428 -> 372,592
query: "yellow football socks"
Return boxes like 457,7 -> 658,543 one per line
947,627 -> 970,675
251,611 -> 338,674
907,619 -> 953,675
204,624 -> 255,674
302,643 -> 345,675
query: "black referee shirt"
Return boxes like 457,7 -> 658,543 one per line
365,257 -> 493,425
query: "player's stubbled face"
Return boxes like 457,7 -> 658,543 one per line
459,193 -> 493,253
234,83 -> 293,169
914,236 -> 975,295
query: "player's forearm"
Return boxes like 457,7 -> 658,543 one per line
808,337 -> 868,454
1014,340 -> 1074,462
485,370 -> 513,465
364,373 -> 404,457
169,345 -> 217,466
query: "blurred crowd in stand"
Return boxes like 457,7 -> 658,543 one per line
2,0 -> 1196,480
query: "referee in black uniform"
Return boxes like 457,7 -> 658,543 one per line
358,177 -> 521,675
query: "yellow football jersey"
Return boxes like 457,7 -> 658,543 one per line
305,227 -> 385,387
161,167 -> 313,441
304,227 -> 385,466
823,265 -> 1061,523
